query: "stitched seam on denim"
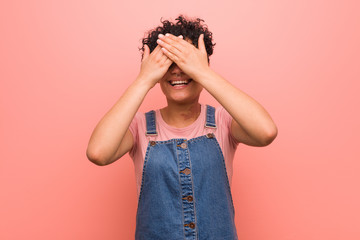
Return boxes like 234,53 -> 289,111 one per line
145,110 -> 157,135
205,105 -> 217,128
211,136 -> 236,215
137,142 -> 152,206
186,144 -> 198,240
151,135 -> 206,145
187,135 -> 208,144
175,141 -> 186,238
148,138 -> 186,145
146,133 -> 213,145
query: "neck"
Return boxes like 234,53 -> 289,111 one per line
160,101 -> 201,128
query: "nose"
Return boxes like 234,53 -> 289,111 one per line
170,63 -> 183,76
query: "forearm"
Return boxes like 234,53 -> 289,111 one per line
195,68 -> 277,142
86,77 -> 151,162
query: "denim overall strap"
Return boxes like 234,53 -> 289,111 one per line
145,110 -> 157,136
205,105 -> 216,128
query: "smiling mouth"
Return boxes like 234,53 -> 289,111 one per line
169,79 -> 193,86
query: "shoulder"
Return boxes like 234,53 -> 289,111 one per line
130,111 -> 145,127
128,111 -> 149,157
129,111 -> 147,137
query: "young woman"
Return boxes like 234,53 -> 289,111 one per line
87,15 -> 277,240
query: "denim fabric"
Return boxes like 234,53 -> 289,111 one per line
135,105 -> 238,240
205,105 -> 217,128
145,110 -> 157,136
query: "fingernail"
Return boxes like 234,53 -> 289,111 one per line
165,33 -> 170,36
158,34 -> 164,39
157,39 -> 163,44
178,35 -> 183,38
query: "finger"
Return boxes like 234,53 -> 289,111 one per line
198,34 -> 206,53
166,33 -> 193,49
164,33 -> 185,41
160,47 -> 179,63
162,56 -> 173,68
143,44 -> 150,59
151,45 -> 162,55
148,45 -> 164,62
158,33 -> 185,52
159,48 -> 172,65
157,37 -> 182,57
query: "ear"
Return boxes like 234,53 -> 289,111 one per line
198,34 -> 206,53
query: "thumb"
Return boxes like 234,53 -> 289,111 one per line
143,44 -> 150,60
198,34 -> 206,53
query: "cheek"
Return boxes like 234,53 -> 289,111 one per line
159,79 -> 168,93
159,75 -> 167,85
160,71 -> 170,82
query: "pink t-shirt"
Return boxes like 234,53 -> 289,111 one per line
129,104 -> 239,199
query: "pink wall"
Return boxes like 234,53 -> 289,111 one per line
1,0 -> 359,239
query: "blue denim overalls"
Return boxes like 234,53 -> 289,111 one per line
135,105 -> 238,240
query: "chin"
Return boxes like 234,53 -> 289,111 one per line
167,94 -> 200,105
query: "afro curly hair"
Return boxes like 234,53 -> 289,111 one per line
140,15 -> 215,62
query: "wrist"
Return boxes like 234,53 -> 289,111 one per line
133,75 -> 155,92
135,73 -> 158,89
192,66 -> 215,85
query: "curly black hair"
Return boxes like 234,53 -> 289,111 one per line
140,15 -> 215,62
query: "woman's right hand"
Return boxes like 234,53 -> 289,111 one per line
136,44 -> 173,88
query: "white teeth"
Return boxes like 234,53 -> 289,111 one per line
170,80 -> 189,85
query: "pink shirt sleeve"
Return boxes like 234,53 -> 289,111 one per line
216,106 -> 239,149
215,106 -> 239,186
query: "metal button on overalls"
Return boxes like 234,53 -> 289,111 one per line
185,222 -> 196,229
135,105 -> 238,240
180,168 -> 191,175
206,133 -> 214,138
183,195 -> 193,201
180,142 -> 187,149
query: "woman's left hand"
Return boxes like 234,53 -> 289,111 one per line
156,33 -> 210,80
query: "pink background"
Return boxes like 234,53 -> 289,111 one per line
1,0 -> 359,239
